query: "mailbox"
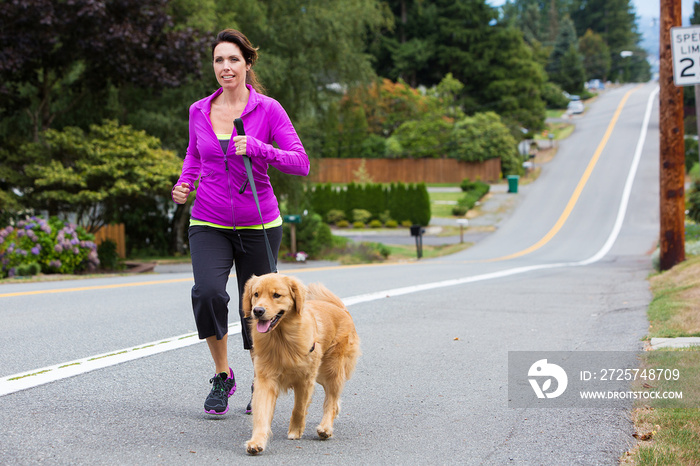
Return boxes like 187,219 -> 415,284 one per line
410,224 -> 425,259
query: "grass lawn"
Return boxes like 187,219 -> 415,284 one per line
430,190 -> 463,218
384,242 -> 472,261
622,253 -> 700,464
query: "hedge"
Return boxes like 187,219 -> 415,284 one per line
309,182 -> 431,226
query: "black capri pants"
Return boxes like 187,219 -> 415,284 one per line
188,224 -> 282,350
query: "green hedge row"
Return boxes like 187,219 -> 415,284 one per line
309,182 -> 431,226
452,179 -> 491,216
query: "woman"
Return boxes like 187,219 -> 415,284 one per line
172,29 -> 309,415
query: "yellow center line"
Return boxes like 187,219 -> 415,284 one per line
0,261 -> 419,298
0,278 -> 193,298
485,85 -> 642,262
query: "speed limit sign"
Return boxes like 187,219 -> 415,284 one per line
671,25 -> 700,86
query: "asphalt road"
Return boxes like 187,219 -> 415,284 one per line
0,82 -> 661,465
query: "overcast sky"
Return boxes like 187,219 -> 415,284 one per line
487,0 -> 696,23
634,0 -> 694,21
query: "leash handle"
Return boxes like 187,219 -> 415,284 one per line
234,118 -> 278,274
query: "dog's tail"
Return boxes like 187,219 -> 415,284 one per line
307,283 -> 347,311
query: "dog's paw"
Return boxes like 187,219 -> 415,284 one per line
246,440 -> 265,455
316,425 -> 333,440
288,430 -> 302,440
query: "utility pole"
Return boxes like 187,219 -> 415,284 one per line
659,0 -> 686,271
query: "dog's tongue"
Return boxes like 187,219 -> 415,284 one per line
257,319 -> 272,333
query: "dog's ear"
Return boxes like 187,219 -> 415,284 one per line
287,276 -> 307,315
242,275 -> 258,317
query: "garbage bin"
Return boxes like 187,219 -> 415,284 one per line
507,175 -> 519,193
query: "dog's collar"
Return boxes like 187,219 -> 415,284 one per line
310,342 -> 315,353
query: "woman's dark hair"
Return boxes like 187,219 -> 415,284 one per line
211,29 -> 265,94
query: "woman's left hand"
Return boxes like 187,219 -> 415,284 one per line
232,135 -> 247,156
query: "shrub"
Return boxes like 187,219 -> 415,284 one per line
688,180 -> 700,224
400,220 -> 413,228
385,219 -> 398,228
378,210 -> 392,224
335,242 -> 391,265
283,213 -> 333,259
452,205 -> 469,216
326,209 -> 346,224
352,209 -> 372,223
311,182 -> 430,226
0,216 -> 99,278
362,134 -> 387,159
336,220 -> 350,228
685,137 -> 698,174
459,192 -> 479,208
368,219 -> 383,228
97,240 -> 122,271
16,262 -> 41,277
352,221 -> 366,229
460,179 -> 490,198
541,82 -> 570,109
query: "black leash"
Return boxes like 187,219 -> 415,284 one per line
234,118 -> 278,274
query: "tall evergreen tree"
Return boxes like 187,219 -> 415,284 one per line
579,29 -> 611,81
569,0 -> 647,81
547,15 -> 585,93
369,0 -> 547,132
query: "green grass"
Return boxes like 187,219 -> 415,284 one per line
628,385 -> 700,465
383,242 -> 471,261
646,255 -> 700,339
624,256 -> 700,464
546,109 -> 567,119
430,190 -> 463,218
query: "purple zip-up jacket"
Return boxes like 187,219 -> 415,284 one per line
174,85 -> 309,227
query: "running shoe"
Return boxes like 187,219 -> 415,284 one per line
204,368 -> 236,415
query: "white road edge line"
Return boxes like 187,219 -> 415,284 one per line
0,86 -> 659,398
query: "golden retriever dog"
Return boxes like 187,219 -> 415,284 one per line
242,273 -> 360,455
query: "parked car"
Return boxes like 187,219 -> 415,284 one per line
587,79 -> 605,91
567,100 -> 584,114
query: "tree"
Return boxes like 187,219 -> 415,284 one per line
547,16 -> 585,93
367,0 -> 548,132
448,112 -> 520,175
570,0 -> 648,81
579,29 -> 611,81
498,0 -> 570,47
341,78 -> 429,139
463,25 -> 547,132
0,0 -> 206,142
392,118 -> 453,158
20,120 -> 182,234
233,0 -> 388,120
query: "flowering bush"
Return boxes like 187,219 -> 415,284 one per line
0,216 -> 99,278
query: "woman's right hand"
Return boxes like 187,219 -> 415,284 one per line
172,182 -> 191,204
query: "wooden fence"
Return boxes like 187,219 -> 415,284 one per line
309,158 -> 501,184
91,223 -> 126,258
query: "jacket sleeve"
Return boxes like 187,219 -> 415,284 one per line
172,104 -> 202,200
247,100 -> 310,177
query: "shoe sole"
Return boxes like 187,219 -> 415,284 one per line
204,383 -> 237,415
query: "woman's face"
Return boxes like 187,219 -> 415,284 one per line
213,42 -> 250,90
